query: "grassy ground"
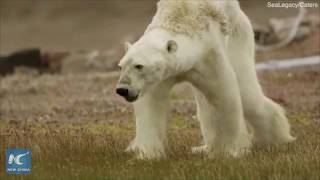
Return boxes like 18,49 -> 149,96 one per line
0,66 -> 319,179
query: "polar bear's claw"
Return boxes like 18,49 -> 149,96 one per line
191,145 -> 208,154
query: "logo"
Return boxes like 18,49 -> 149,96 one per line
6,149 -> 31,174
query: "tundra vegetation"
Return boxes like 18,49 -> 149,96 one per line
0,66 -> 319,179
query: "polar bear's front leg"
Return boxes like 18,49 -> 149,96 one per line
127,80 -> 174,159
187,50 -> 252,157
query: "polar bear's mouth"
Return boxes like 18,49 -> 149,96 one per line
125,95 -> 138,102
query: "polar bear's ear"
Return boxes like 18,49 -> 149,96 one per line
166,40 -> 178,53
124,42 -> 132,52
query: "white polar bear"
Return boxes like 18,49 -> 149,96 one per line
116,0 -> 295,159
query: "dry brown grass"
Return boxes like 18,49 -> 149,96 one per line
0,66 -> 320,179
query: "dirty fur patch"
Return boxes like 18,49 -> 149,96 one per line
147,0 -> 230,37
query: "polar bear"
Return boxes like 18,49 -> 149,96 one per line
116,0 -> 295,159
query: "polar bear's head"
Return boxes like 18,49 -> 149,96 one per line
116,39 -> 178,102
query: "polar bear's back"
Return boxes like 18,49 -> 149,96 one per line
146,0 -> 241,36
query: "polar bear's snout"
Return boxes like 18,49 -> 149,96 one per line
116,84 -> 139,102
116,72 -> 141,102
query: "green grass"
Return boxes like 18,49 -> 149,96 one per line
0,67 -> 319,179
0,116 -> 319,180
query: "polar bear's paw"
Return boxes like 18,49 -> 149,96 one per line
226,147 -> 251,158
125,141 -> 137,153
125,140 -> 165,160
207,147 -> 250,159
191,144 -> 250,158
207,136 -> 252,159
191,145 -> 208,154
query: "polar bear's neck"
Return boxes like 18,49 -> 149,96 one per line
146,0 -> 230,37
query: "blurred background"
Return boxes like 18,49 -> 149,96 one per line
0,0 -> 319,63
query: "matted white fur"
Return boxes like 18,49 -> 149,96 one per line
117,0 -> 295,159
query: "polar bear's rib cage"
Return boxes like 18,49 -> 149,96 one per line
146,0 -> 230,37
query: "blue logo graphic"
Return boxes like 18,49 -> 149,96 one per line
6,149 -> 31,174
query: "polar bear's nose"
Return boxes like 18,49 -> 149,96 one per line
116,88 -> 129,97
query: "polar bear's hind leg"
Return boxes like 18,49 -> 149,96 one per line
226,11 -> 295,145
243,97 -> 296,144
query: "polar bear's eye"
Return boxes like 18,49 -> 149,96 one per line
167,40 -> 178,53
134,64 -> 144,70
